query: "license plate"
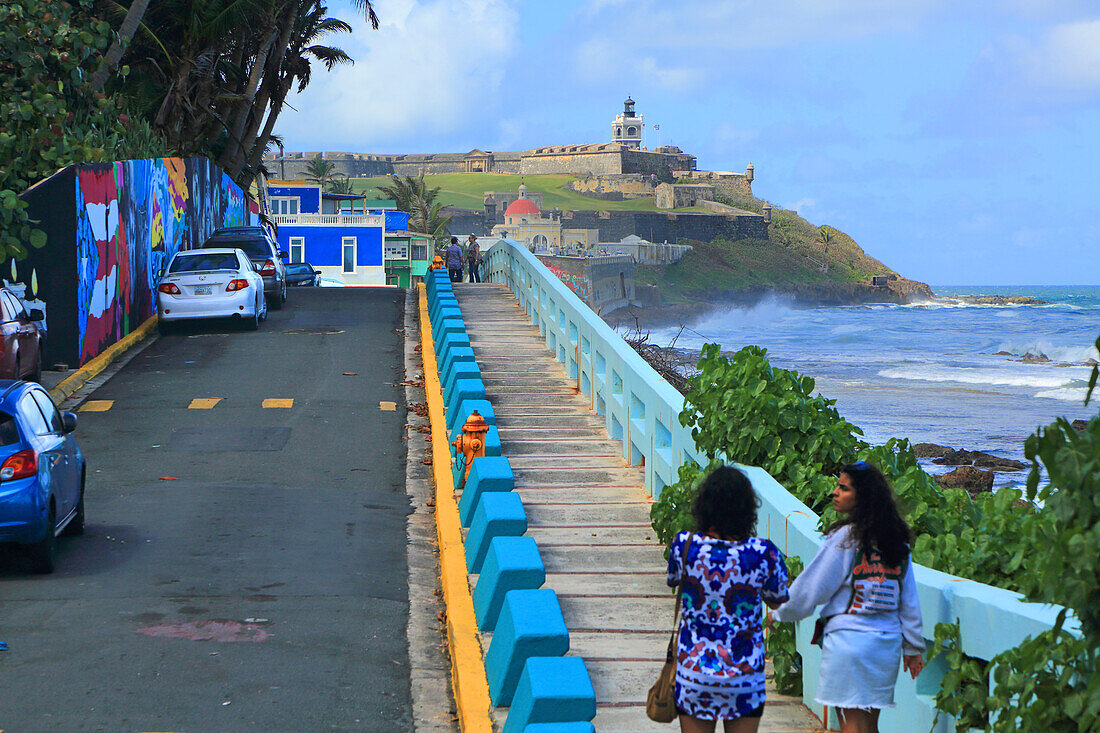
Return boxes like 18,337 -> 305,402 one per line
194,286 -> 212,295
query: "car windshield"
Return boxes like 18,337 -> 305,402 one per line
286,264 -> 312,275
169,253 -> 240,273
0,412 -> 19,446
205,237 -> 270,259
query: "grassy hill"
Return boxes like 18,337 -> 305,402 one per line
347,173 -> 711,213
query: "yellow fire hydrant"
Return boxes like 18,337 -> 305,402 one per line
431,254 -> 444,270
452,411 -> 489,485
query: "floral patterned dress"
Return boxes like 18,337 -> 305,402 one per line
667,531 -> 790,719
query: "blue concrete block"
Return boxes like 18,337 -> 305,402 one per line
466,495 -> 529,574
444,378 -> 486,416
457,455 -> 514,527
430,295 -> 458,322
440,346 -> 476,387
504,658 -> 596,733
434,331 -> 471,365
522,723 -> 595,733
443,360 -> 482,398
432,316 -> 464,345
485,589 -> 570,706
473,536 -> 544,629
432,305 -> 463,325
483,425 -> 502,456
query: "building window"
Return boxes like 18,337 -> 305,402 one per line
342,237 -> 356,273
387,274 -> 400,286
289,237 -> 305,263
271,197 -> 299,215
627,126 -> 637,136
411,243 -> 427,261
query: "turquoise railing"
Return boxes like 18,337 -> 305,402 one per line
483,238 -> 1072,733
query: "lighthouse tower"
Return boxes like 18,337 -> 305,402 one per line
611,97 -> 643,149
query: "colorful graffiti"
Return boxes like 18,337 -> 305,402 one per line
546,263 -> 592,300
72,158 -> 249,363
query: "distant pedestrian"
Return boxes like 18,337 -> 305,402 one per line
445,237 -> 463,283
466,235 -> 481,283
770,461 -> 925,733
665,466 -> 789,733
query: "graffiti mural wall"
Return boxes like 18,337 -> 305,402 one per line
18,157 -> 251,367
544,263 -> 592,301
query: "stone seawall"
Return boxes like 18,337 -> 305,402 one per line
562,210 -> 767,243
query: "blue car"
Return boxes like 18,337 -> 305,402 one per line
0,381 -> 85,573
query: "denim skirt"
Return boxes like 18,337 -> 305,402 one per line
816,629 -> 902,710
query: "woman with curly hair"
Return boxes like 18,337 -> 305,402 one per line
770,461 -> 925,733
666,466 -> 790,732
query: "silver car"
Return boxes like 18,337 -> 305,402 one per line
156,248 -> 268,334
201,227 -> 288,309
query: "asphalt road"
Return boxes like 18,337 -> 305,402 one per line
0,288 -> 412,732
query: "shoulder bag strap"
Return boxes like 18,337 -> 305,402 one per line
666,533 -> 695,660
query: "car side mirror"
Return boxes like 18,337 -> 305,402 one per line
61,412 -> 78,434
27,309 -> 44,322
314,269 -> 322,275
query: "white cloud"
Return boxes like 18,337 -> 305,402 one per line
1018,19 -> 1100,93
275,0 -> 519,149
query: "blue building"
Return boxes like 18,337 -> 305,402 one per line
266,182 -> 412,286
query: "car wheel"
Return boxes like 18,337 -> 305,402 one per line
28,502 -> 57,574
65,472 -> 85,537
245,305 -> 260,331
281,282 -> 287,303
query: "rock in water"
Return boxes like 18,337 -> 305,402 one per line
937,466 -> 995,494
1019,352 -> 1051,363
913,443 -> 952,458
932,448 -> 980,465
973,455 -> 1028,471
1072,419 -> 1090,433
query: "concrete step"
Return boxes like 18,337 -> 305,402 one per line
511,467 -> 644,486
524,503 -> 653,527
500,439 -> 623,456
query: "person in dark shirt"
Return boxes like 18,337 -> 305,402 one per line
466,235 -> 481,283
445,237 -> 463,282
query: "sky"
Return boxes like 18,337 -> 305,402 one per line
275,0 -> 1100,286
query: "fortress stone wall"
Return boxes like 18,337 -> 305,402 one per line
566,174 -> 655,200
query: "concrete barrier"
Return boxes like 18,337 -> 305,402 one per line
485,589 -> 569,706
431,294 -> 459,322
435,331 -> 472,365
440,346 -> 477,387
457,456 -> 515,527
502,657 -> 596,733
466,493 -> 528,574
444,378 -> 487,416
472,535 -> 545,632
443,361 -> 484,399
432,318 -> 467,353
446,398 -> 495,439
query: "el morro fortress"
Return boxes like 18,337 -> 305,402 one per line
266,99 -> 769,243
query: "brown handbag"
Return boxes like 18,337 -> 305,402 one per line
647,534 -> 694,723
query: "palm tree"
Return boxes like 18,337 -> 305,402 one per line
816,225 -> 832,273
379,174 -> 451,239
88,0 -> 152,94
304,155 -> 337,187
327,173 -> 353,194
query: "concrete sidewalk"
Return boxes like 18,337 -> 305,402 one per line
453,283 -> 823,733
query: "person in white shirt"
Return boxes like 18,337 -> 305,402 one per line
769,461 -> 925,733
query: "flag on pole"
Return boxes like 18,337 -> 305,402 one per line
653,124 -> 659,130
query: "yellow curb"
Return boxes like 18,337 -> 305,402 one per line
48,315 -> 159,405
418,283 -> 493,732
77,400 -> 114,413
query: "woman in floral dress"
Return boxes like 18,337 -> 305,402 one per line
667,466 -> 790,732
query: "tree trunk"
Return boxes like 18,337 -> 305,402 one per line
218,25 -> 280,170
88,0 -> 152,93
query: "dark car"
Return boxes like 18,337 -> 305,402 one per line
285,263 -> 321,287
202,227 -> 288,309
0,381 -> 85,573
0,287 -> 45,383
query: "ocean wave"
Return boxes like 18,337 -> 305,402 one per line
879,365 -> 1087,390
1035,386 -> 1090,401
993,339 -> 1099,364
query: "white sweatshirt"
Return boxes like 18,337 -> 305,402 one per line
771,525 -> 925,655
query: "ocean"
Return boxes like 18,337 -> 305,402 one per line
652,285 -> 1100,491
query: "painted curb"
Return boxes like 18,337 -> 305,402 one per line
418,283 -> 494,733
48,315 -> 158,404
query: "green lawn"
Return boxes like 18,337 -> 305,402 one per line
348,173 -> 709,213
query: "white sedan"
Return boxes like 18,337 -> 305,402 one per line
156,248 -> 268,334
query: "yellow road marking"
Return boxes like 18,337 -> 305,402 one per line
379,401 -> 397,411
188,398 -> 222,409
262,398 -> 293,408
78,400 -> 114,412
